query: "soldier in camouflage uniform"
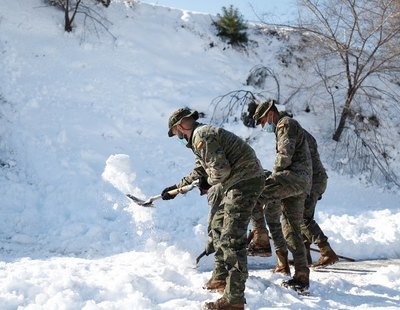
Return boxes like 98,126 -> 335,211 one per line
200,173 -> 272,265
249,115 -> 339,269
164,108 -> 265,310
253,99 -> 312,292
301,129 -> 339,267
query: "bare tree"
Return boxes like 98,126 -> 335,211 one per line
209,90 -> 259,126
46,0 -> 111,33
209,66 -> 283,127
297,0 -> 400,142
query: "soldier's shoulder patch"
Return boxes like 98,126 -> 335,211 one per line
195,140 -> 205,149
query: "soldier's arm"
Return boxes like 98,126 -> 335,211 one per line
274,119 -> 297,172
176,159 -> 206,188
205,138 -> 231,185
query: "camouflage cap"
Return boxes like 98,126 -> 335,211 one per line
168,108 -> 199,137
253,99 -> 277,125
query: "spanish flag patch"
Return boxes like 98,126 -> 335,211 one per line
196,140 -> 204,149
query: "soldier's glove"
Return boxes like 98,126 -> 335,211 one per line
198,176 -> 212,195
263,169 -> 272,179
161,185 -> 178,200
205,239 -> 215,255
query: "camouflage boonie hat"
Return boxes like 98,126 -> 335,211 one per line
168,108 -> 199,137
253,99 -> 277,125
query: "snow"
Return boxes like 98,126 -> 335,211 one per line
0,0 -> 399,309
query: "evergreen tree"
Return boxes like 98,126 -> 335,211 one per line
213,5 -> 248,46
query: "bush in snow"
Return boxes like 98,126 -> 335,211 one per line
212,5 -> 248,47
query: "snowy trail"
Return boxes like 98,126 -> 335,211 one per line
1,255 -> 399,309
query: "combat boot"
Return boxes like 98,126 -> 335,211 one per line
282,268 -> 309,293
202,278 -> 226,293
203,297 -> 244,310
289,242 -> 312,266
310,241 -> 339,267
273,249 -> 291,275
247,228 -> 272,257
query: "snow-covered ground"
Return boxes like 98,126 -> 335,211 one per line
0,1 -> 399,309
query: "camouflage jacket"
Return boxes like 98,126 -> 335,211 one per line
303,129 -> 328,184
272,115 -> 312,193
176,123 -> 264,191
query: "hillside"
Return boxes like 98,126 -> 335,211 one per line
0,0 -> 399,308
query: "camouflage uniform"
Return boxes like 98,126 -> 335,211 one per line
175,122 -> 264,305
205,184 -> 226,280
208,170 -> 271,267
249,170 -> 272,230
251,128 -> 329,250
301,130 -> 329,244
259,114 -> 312,279
251,196 -> 286,251
301,130 -> 338,266
248,170 -> 273,257
252,124 -> 337,268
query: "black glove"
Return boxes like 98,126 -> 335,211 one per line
161,185 -> 178,200
198,176 -> 212,195
205,239 -> 215,256
263,169 -> 272,178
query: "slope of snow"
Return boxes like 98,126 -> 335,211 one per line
0,0 -> 399,308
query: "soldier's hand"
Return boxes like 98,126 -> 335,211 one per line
161,185 -> 178,200
205,240 -> 215,255
198,176 -> 212,195
263,169 -> 272,178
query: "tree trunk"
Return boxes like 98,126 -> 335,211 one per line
332,94 -> 352,142
64,0 -> 72,32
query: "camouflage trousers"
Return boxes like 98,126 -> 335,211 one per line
207,176 -> 264,304
251,200 -> 286,249
250,200 -> 268,230
259,174 -> 310,272
301,177 -> 328,245
205,185 -> 223,256
250,170 -> 272,231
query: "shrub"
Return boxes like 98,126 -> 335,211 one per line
213,5 -> 248,46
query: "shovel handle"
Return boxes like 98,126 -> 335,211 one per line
167,179 -> 200,196
145,179 -> 201,204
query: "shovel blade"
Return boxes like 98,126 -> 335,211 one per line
126,194 -> 155,207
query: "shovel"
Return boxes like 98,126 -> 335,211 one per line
126,179 -> 200,207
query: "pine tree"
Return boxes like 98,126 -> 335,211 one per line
213,5 -> 248,46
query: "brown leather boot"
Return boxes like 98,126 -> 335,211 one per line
202,278 -> 226,293
282,268 -> 309,293
310,241 -> 339,267
273,250 -> 290,275
203,297 -> 244,310
247,228 -> 272,257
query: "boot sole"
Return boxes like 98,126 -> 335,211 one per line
204,287 -> 225,294
310,258 -> 339,268
247,250 -> 272,257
